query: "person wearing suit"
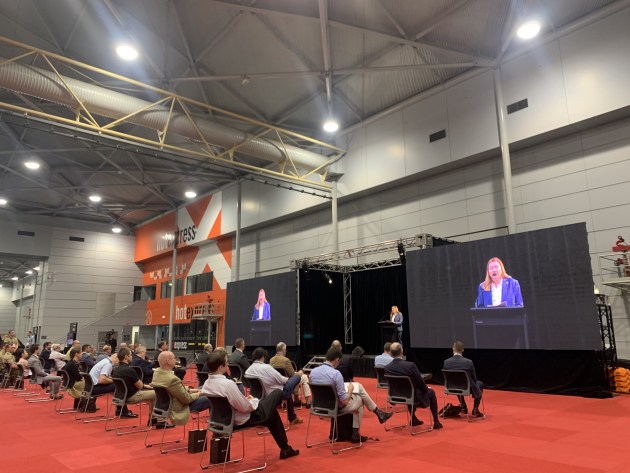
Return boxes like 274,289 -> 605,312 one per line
331,340 -> 353,382
27,344 -> 63,399
151,350 -> 210,425
251,288 -> 271,320
443,340 -> 484,417
384,343 -> 443,429
476,257 -> 523,308
229,338 -> 250,394
390,305 -> 403,345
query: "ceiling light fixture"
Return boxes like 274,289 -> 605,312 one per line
25,270 -> 33,275
0,198 -> 7,205
112,226 -> 122,234
185,190 -> 197,199
322,118 -> 339,133
89,195 -> 102,203
323,272 -> 333,285
116,44 -> 139,61
33,266 -> 40,271
11,276 -> 18,281
517,20 -> 541,40
24,161 -> 40,170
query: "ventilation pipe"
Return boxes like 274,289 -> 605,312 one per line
0,59 -> 330,172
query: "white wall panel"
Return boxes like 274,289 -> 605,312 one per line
501,41 -> 569,142
446,70 -> 498,161
337,128 -> 368,196
402,92 -> 451,174
0,221 -> 52,256
0,286 -> 16,334
365,112 -> 406,188
561,9 -> 630,123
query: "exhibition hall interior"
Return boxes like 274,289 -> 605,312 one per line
1,1 -> 630,472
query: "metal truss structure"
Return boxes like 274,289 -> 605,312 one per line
596,301 -> 617,389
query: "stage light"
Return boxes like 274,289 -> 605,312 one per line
301,262 -> 311,281
397,241 -> 406,265
324,272 -> 333,285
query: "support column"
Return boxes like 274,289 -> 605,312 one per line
168,210 -> 178,349
332,181 -> 339,255
234,182 -> 242,281
493,67 -> 517,234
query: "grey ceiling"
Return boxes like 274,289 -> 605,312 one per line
0,0 -> 618,230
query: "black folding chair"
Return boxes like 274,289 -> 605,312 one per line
384,375 -> 432,435
105,378 -> 150,435
145,386 -> 186,453
75,373 -> 113,422
55,370 -> 77,413
442,369 -> 486,422
305,383 -> 361,454
200,395 -> 267,472
375,367 -> 389,407
197,371 -> 209,388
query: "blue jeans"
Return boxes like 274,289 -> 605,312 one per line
189,395 -> 210,413
282,376 -> 302,421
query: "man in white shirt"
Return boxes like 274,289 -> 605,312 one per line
245,347 -> 303,425
202,351 -> 299,460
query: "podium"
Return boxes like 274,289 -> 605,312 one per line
250,320 -> 271,346
378,321 -> 397,347
470,307 -> 529,349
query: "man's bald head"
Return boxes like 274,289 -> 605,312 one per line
331,340 -> 342,351
157,350 -> 176,369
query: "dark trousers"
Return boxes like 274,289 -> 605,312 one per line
458,380 -> 484,408
242,389 -> 288,451
411,388 -> 439,422
90,383 -> 128,413
282,375 -> 302,421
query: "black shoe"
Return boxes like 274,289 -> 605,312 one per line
121,411 -> 139,418
279,446 -> 300,459
433,421 -> 443,429
421,372 -> 432,382
411,416 -> 424,426
374,408 -> 394,424
350,430 -> 368,444
293,399 -> 302,407
471,408 -> 484,418
461,405 -> 468,414
155,422 -> 175,429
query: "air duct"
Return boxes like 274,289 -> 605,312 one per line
0,59 -> 331,172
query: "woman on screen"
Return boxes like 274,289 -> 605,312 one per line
252,288 -> 271,320
476,257 -> 524,307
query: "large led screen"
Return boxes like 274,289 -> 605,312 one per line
225,272 -> 297,347
406,223 -> 600,350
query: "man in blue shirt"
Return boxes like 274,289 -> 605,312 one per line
310,347 -> 393,443
374,342 -> 393,368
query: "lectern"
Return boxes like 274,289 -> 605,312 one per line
378,320 -> 397,347
250,320 -> 271,346
470,307 -> 529,349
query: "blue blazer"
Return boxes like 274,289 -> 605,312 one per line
251,301 -> 271,321
476,277 -> 523,308
392,312 -> 403,332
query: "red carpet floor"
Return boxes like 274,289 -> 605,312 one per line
2,377 -> 629,473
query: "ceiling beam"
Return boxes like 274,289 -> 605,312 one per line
318,0 -> 333,115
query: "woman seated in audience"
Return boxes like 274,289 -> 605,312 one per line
16,348 -> 31,382
65,347 -> 92,411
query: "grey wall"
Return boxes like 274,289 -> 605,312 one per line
0,286 -> 15,335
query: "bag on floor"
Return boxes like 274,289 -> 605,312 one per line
209,434 -> 230,463
439,402 -> 462,418
187,428 -> 208,454
329,413 -> 353,441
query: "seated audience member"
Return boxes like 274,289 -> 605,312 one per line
131,345 -> 154,384
17,348 -> 31,381
80,344 -> 96,371
40,342 -> 53,370
374,342 -> 394,368
195,343 -> 213,370
443,340 -> 484,417
202,351 -> 299,460
270,342 -> 311,408
331,340 -> 353,382
65,340 -> 81,359
229,338 -> 250,372
384,343 -> 442,429
246,347 -> 303,425
1,343 -> 19,385
112,347 -> 157,424
90,353 -> 134,415
3,330 -> 18,346
154,341 -> 186,380
310,347 -> 393,443
65,348 -> 88,410
95,345 -> 112,363
151,350 -> 210,426
49,344 -> 66,371
27,344 -> 63,399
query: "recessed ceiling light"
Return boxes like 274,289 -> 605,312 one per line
25,270 -> 33,275
185,191 -> 197,199
24,161 -> 40,170
517,20 -> 541,40
0,284 -> 3,288
112,226 -> 122,234
323,119 -> 339,133
116,44 -> 138,61
89,195 -> 102,203
11,276 -> 18,281
0,198 -> 7,205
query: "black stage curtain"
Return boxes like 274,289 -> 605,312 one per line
350,266 -> 408,355
299,270 -> 345,356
